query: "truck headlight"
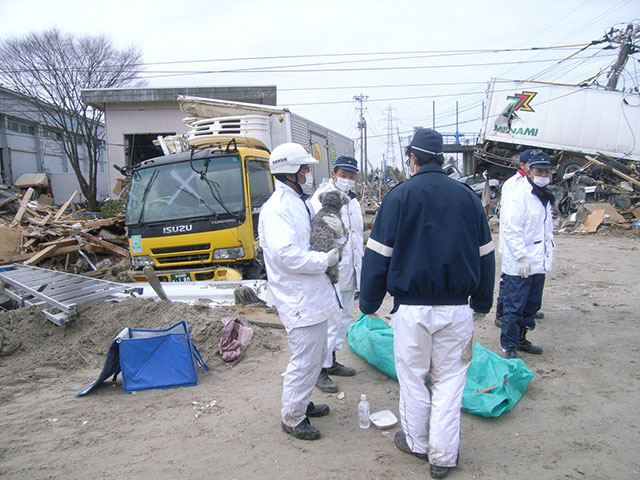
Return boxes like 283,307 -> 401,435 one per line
131,255 -> 154,267
213,247 -> 245,260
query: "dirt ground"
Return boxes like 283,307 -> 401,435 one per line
1,232 -> 639,480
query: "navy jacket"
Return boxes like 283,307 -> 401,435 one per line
359,164 -> 495,314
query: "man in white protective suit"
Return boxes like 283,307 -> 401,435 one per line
498,152 -> 555,359
258,142 -> 342,441
310,156 -> 364,393
359,129 -> 495,479
495,149 -> 545,328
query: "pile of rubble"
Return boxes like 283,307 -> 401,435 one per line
552,155 -> 640,234
0,187 -> 130,281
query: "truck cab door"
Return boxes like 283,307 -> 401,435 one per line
246,158 -> 273,239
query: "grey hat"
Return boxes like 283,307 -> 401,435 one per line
409,129 -> 444,156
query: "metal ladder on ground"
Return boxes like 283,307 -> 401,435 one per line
0,264 -> 134,327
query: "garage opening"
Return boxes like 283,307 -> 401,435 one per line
125,133 -> 174,167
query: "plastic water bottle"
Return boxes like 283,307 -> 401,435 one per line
358,394 -> 370,429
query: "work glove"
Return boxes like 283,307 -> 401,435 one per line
326,247 -> 340,267
473,312 -> 486,322
517,257 -> 531,279
322,215 -> 343,238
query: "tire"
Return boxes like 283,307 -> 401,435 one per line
555,159 -> 584,179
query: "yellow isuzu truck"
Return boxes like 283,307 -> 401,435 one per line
124,97 -> 354,282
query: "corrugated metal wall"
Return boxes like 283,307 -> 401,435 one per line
290,113 -> 355,184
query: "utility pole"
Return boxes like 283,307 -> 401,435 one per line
354,94 -> 368,183
384,105 -> 397,177
396,126 -> 407,178
606,23 -> 639,91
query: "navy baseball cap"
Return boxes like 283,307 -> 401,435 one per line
528,151 -> 552,169
519,149 -> 539,164
334,156 -> 359,172
409,129 -> 444,156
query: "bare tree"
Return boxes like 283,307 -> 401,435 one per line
0,29 -> 145,210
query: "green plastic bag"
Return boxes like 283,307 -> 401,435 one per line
462,342 -> 534,417
347,314 -> 397,380
348,316 -> 533,418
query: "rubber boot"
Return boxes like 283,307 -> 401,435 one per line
326,351 -> 356,376
430,464 -> 453,479
316,368 -> 339,393
281,417 -> 321,440
516,327 -> 543,354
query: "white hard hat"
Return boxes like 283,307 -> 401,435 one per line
269,143 -> 318,175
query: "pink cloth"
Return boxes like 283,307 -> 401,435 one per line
219,318 -> 244,362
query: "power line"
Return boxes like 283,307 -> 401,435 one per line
136,56 -> 595,78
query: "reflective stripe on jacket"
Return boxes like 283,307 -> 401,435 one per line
359,164 -> 495,315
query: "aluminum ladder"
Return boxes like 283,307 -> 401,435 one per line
0,264 -> 134,327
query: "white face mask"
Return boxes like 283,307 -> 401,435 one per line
532,175 -> 550,187
299,169 -> 314,194
335,177 -> 355,192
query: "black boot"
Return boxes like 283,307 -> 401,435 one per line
326,351 -> 356,376
494,303 -> 503,328
516,327 -> 543,354
393,431 -> 428,461
316,368 -> 339,393
281,417 -> 321,440
306,402 -> 330,417
430,464 -> 453,479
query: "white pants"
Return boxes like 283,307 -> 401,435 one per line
323,287 -> 356,368
392,304 -> 473,467
281,320 -> 328,427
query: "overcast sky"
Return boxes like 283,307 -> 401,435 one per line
1,0 -> 638,169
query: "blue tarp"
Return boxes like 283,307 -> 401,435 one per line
75,320 -> 208,396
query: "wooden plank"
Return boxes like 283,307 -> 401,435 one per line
0,194 -> 19,208
81,265 -> 113,278
41,212 -> 53,225
39,237 -> 79,248
52,190 -> 78,223
585,155 -> 640,188
81,244 -> 111,255
0,252 -> 34,265
22,237 -> 38,250
79,231 -> 129,257
23,244 -> 58,266
10,188 -> 35,227
83,217 -> 120,229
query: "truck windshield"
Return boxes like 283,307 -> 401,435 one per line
126,156 -> 245,224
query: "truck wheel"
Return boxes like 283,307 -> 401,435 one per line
556,159 -> 584,179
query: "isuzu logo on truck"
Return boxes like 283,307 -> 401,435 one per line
163,224 -> 193,234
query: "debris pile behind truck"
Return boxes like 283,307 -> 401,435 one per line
0,188 -> 130,280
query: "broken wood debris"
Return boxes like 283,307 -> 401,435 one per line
0,190 -> 129,281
